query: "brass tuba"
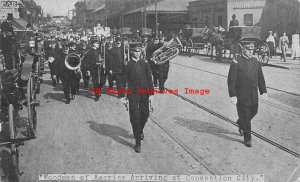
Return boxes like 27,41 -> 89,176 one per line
152,36 -> 182,65
65,53 -> 81,70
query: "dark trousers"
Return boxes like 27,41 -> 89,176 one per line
149,61 -> 158,85
129,96 -> 149,141
158,62 -> 170,91
62,78 -> 77,101
90,67 -> 101,96
49,61 -> 59,85
108,72 -> 125,97
82,65 -> 105,91
236,103 -> 258,141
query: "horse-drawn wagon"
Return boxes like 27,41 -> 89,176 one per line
224,26 -> 270,65
0,30 -> 40,181
180,28 -> 210,56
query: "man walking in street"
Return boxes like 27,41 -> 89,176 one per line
227,42 -> 267,147
120,42 -> 154,153
108,38 -> 125,97
279,32 -> 289,62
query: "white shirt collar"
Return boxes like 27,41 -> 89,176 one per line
132,57 -> 139,62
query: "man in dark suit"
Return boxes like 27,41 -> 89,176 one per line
82,40 -> 102,101
229,14 -> 239,28
120,42 -> 154,153
108,38 -> 125,97
147,36 -> 160,87
1,13 -> 15,69
227,42 -> 267,147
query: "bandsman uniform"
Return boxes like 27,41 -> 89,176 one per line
227,42 -> 267,147
82,40 -> 102,101
108,38 -> 125,97
121,42 -> 154,153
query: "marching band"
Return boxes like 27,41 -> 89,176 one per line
0,14 -> 182,153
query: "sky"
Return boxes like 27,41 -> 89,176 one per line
34,0 -> 78,17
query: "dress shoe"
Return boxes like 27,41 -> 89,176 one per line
134,145 -> 141,153
244,140 -> 252,147
95,95 -> 100,101
134,140 -> 141,153
65,100 -> 70,104
141,133 -> 144,140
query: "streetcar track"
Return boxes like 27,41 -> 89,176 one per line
171,62 -> 300,97
148,114 -> 220,175
165,89 -> 300,158
171,62 -> 300,116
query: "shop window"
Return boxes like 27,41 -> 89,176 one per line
244,14 -> 253,26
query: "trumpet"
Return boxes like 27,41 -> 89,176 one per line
124,41 -> 130,65
152,36 -> 182,65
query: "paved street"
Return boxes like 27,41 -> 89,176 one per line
0,55 -> 299,182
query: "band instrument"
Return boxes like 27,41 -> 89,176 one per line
152,36 -> 182,65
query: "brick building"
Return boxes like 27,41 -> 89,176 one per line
72,0 -> 105,30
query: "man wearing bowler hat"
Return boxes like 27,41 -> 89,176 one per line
120,42 -> 154,153
1,13 -> 16,69
227,42 -> 267,147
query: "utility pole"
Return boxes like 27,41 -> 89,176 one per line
144,0 -> 147,28
155,0 -> 158,35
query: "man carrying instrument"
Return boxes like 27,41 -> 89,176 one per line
68,41 -> 81,94
157,34 -> 170,93
82,39 -> 102,101
227,42 -> 267,147
108,38 -> 125,97
147,36 -> 160,87
58,43 -> 79,104
120,42 -> 154,153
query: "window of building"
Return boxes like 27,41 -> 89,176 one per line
244,14 -> 253,26
218,15 -> 222,26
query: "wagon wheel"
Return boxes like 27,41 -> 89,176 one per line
8,104 -> 20,182
27,74 -> 37,135
186,39 -> 194,57
258,43 -> 270,65
33,59 -> 41,94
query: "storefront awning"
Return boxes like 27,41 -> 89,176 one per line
123,0 -> 193,15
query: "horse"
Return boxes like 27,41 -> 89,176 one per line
203,26 -> 224,62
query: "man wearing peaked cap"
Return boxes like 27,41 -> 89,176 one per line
1,13 -> 16,69
120,41 -> 154,153
227,42 -> 267,147
108,37 -> 125,95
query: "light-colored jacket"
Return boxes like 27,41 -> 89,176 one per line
279,35 -> 289,50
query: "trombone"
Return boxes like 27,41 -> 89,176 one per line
123,40 -> 130,65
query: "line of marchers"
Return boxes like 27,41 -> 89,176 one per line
90,88 -> 210,95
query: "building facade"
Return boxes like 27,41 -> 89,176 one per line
72,0 -> 105,30
187,0 -> 266,30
